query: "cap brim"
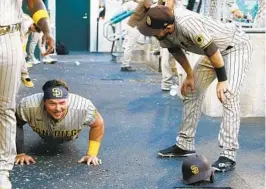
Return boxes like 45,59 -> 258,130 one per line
137,17 -> 162,37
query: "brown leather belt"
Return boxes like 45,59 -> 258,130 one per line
0,23 -> 21,36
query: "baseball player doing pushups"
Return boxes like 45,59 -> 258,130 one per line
0,0 -> 54,189
138,5 -> 253,172
15,79 -> 105,166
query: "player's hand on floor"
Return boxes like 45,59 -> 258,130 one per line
15,153 -> 36,165
78,155 -> 101,166
181,75 -> 195,96
216,81 -> 232,103
42,33 -> 55,56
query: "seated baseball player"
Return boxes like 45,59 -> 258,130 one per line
15,79 -> 104,166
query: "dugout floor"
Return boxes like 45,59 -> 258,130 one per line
12,53 -> 265,189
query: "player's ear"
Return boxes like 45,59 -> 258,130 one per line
166,24 -> 174,32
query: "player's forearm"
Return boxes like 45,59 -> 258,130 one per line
208,50 -> 228,82
15,113 -> 27,154
169,47 -> 194,77
208,50 -> 224,68
26,0 -> 51,35
166,0 -> 175,10
16,124 -> 25,154
89,123 -> 104,143
87,114 -> 105,156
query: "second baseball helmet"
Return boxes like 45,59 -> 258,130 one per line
182,154 -> 214,185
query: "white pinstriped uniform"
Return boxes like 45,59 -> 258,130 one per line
0,0 -> 23,174
16,93 -> 97,141
160,9 -> 253,161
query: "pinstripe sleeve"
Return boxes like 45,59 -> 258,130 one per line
83,100 -> 98,126
180,17 -> 213,50
16,99 -> 28,122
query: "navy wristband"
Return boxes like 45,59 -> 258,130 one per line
214,66 -> 227,82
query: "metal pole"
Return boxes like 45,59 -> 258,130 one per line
96,17 -> 99,52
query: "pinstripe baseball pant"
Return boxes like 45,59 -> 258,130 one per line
28,32 -> 46,59
0,31 -> 22,173
122,25 -> 141,68
176,36 -> 253,161
161,48 -> 173,90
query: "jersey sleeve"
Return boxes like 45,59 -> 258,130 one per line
180,17 -> 214,50
83,100 -> 98,126
16,99 -> 28,123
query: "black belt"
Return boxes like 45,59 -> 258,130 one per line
0,23 -> 21,36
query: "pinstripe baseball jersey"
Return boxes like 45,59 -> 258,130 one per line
16,93 -> 98,141
159,8 -> 245,55
0,0 -> 23,25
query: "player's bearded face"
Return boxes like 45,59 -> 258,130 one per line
44,99 -> 68,120
154,25 -> 174,40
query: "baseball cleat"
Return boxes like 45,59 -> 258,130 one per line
120,66 -> 136,72
158,144 -> 196,157
26,57 -> 40,65
43,56 -> 57,64
25,62 -> 33,68
21,74 -> 34,88
212,156 -> 236,172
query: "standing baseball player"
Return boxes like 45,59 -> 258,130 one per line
121,0 -> 157,72
121,0 -> 142,72
15,79 -> 105,166
26,31 -> 57,65
0,0 -> 54,188
138,5 -> 253,172
203,0 -> 249,22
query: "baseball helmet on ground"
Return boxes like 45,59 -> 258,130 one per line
182,154 -> 215,185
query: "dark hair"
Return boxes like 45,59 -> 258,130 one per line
42,79 -> 69,92
33,23 -> 41,33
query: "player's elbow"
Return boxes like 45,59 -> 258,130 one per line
98,117 -> 105,134
91,116 -> 105,135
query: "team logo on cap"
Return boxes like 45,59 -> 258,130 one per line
146,16 -> 151,26
52,88 -> 63,97
191,165 -> 199,175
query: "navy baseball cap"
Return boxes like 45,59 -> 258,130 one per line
138,5 -> 174,36
182,154 -> 215,185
